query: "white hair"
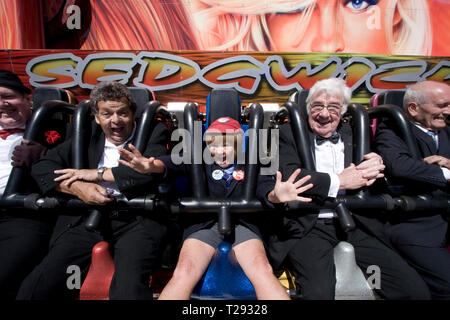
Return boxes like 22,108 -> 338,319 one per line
403,85 -> 428,112
306,78 -> 351,115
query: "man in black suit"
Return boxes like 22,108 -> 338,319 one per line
269,78 -> 430,299
374,80 -> 450,299
16,81 -> 170,300
0,70 -> 61,299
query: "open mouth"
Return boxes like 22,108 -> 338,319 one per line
317,119 -> 332,126
111,127 -> 124,135
0,108 -> 18,117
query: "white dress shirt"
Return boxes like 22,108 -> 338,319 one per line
97,124 -> 136,196
0,124 -> 25,194
314,134 -> 345,218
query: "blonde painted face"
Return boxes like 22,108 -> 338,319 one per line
267,0 -> 396,54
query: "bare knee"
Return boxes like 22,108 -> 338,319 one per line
171,258 -> 203,282
247,254 -> 275,278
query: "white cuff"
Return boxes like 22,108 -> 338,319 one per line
328,173 -> 340,197
442,168 -> 450,181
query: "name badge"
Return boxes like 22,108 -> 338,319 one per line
212,169 -> 224,180
232,170 -> 244,181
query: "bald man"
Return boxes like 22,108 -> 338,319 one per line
374,81 -> 450,300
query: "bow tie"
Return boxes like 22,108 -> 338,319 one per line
316,133 -> 340,145
0,128 -> 25,140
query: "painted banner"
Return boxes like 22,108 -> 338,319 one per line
0,50 -> 448,107
1,0 -> 449,57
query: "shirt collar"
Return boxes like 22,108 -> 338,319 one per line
413,123 -> 438,135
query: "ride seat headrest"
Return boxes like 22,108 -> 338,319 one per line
207,88 -> 241,125
32,87 -> 69,109
378,90 -> 405,109
290,89 -> 310,118
128,87 -> 154,118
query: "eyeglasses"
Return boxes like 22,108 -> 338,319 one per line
309,103 -> 342,115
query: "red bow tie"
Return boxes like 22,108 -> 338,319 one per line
0,128 -> 25,140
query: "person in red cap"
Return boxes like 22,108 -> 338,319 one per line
118,116 -> 314,300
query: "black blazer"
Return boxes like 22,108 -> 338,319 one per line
375,121 -> 449,194
268,122 -> 388,268
374,121 -> 449,246
158,155 -> 276,241
31,120 -> 170,239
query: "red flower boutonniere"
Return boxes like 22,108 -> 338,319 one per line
44,130 -> 61,145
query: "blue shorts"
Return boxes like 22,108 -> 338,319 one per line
187,222 -> 260,249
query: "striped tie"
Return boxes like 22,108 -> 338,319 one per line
426,130 -> 439,150
222,171 -> 233,187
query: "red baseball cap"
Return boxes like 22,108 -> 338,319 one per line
205,117 -> 243,134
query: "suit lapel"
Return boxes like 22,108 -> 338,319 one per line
339,123 -> 353,167
308,130 -> 316,167
206,164 -> 228,194
225,164 -> 244,196
410,124 -> 437,156
437,127 -> 450,157
88,123 -> 106,169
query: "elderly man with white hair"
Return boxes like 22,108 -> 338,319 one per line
268,78 -> 430,300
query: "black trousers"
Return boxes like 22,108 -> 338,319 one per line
287,219 -> 431,300
16,214 -> 167,300
384,218 -> 450,300
0,214 -> 54,300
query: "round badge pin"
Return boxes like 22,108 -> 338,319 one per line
218,117 -> 229,123
212,169 -> 224,180
232,170 -> 244,181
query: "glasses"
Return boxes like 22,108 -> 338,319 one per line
309,103 -> 342,115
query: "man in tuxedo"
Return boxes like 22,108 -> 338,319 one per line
0,70 -> 58,299
374,80 -> 450,299
269,78 -> 430,299
17,81 -> 170,300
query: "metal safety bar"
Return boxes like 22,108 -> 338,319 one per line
1,193 -> 448,213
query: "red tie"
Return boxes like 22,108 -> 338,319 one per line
0,128 -> 25,140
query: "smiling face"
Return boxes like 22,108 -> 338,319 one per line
94,98 -> 134,146
207,135 -> 237,168
308,91 -> 344,137
408,84 -> 450,132
266,0 -> 394,54
0,86 -> 32,129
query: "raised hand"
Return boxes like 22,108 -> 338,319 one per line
118,143 -> 165,174
268,169 -> 313,203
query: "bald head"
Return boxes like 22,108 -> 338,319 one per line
404,81 -> 450,131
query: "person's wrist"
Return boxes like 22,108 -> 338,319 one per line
97,166 -> 106,182
270,189 -> 281,203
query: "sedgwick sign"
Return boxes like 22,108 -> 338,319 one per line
26,52 -> 449,94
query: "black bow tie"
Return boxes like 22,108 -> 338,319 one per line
316,133 -> 340,145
